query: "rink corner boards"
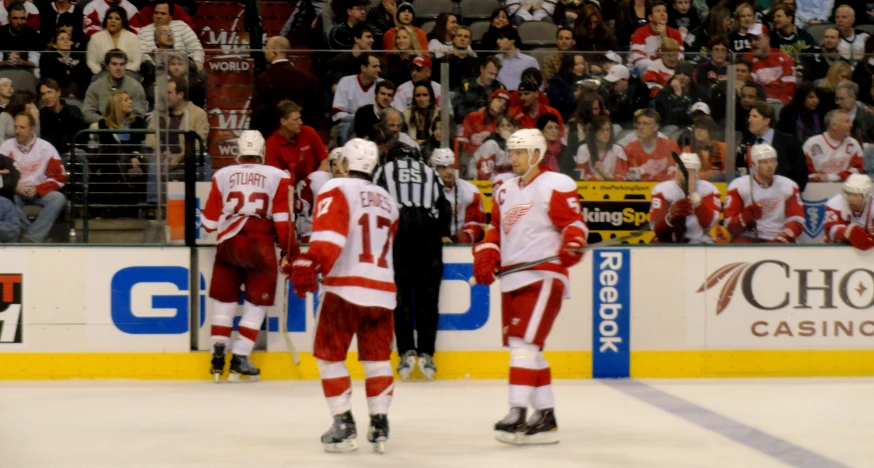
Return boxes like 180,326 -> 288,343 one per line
3,350 -> 874,380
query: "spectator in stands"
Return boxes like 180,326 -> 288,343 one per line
668,0 -> 700,36
536,113 -> 563,171
354,80 -> 395,139
0,77 -> 10,109
332,53 -> 382,143
39,78 -> 86,157
251,36 -> 321,134
0,89 -> 38,142
437,25 -> 479,90
810,28 -> 847,84
695,36 -> 729,99
89,89 -> 147,211
495,26 -> 539,90
816,61 -> 851,115
510,79 -> 564,134
571,6 -> 618,71
0,152 -> 18,200
795,0 -> 832,29
1,0 -> 40,30
733,82 -> 766,142
769,5 -> 817,80
37,0 -> 83,46
56,11 -> 88,52
547,54 -> 588,121
380,2 -> 428,53
386,26 -> 420,88
427,12 -> 458,58
615,0 -> 650,50
777,82 -> 823,142
542,27 -> 577,84
686,6 -> 730,61
570,115 -> 628,180
674,101 -> 710,147
162,52 -> 203,107
266,100 -> 328,184
1,113 -> 67,243
458,88 -> 510,156
628,1 -> 682,75
129,0 -> 194,31
742,101 -> 808,189
137,0 -> 203,71
328,0 -> 368,50
39,30 -> 92,99
372,110 -> 420,163
835,5 -> 869,67
82,0 -> 138,37
478,7 -> 510,52
600,64 -> 646,127
728,4 -> 757,55
0,2 -> 42,69
146,76 -> 209,180
683,115 -> 727,181
625,109 -> 681,182
0,191 -> 19,243
566,90 -> 609,148
419,114 -> 445,162
803,109 -> 864,182
655,61 -> 697,130
835,81 -> 874,152
365,0 -> 396,46
852,37 -> 874,107
329,23 -> 374,89
453,56 -> 505,119
469,115 -> 517,180
86,7 -> 141,75
83,50 -> 146,124
403,81 -> 438,145
746,24 -> 795,104
643,38 -> 681,98
391,56 -> 448,112
506,0 -> 557,25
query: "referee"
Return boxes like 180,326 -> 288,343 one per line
373,144 -> 450,381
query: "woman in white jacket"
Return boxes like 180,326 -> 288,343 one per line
86,7 -> 142,75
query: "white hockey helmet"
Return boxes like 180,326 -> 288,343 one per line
236,130 -> 265,163
328,147 -> 343,163
844,173 -> 873,194
507,129 -> 547,166
430,148 -> 454,168
341,138 -> 379,175
679,152 -> 701,171
750,144 -> 777,167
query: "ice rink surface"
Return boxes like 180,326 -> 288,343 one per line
1,378 -> 871,468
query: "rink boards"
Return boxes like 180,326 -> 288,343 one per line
2,245 -> 874,379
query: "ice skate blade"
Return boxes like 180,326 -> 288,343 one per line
372,440 -> 386,454
520,431 -> 559,445
495,430 -> 525,445
323,439 -> 359,453
228,373 -> 259,383
212,373 -> 221,383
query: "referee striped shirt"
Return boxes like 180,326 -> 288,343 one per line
373,158 -> 444,218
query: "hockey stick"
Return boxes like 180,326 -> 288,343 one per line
495,227 -> 650,278
282,184 -> 301,366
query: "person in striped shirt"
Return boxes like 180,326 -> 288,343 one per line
136,0 -> 203,71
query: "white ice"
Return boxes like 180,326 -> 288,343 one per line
1,378 -> 871,468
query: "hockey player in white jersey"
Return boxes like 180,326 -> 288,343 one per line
283,139 -> 400,454
823,174 -> 874,250
472,129 -> 588,445
328,147 -> 347,178
723,144 -> 804,243
201,130 -> 293,381
649,153 -> 721,243
430,148 -> 486,243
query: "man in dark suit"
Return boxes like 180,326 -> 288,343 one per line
250,36 -> 322,138
737,101 -> 808,191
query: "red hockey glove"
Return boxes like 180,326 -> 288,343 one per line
457,229 -> 475,244
289,255 -> 320,298
740,203 -> 763,226
847,224 -> 874,251
558,234 -> 587,267
668,198 -> 694,223
472,242 -> 501,285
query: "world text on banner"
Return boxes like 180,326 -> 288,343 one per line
592,250 -> 630,378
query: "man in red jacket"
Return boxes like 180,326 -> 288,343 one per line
508,79 -> 564,137
745,24 -> 795,104
265,100 -> 329,185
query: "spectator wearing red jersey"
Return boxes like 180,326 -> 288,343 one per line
624,108 -> 680,182
0,113 -> 66,243
628,0 -> 683,75
458,88 -> 510,156
745,24 -> 795,104
265,100 -> 328,185
508,79 -> 564,136
642,37 -> 680,98
82,0 -> 138,37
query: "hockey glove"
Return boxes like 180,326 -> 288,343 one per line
472,242 -> 501,285
558,234 -> 587,268
740,203 -> 763,226
847,224 -> 874,251
289,255 -> 320,298
667,198 -> 694,226
772,231 -> 794,244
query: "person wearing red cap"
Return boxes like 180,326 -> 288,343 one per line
745,23 -> 795,104
453,56 -> 506,117
458,88 -> 511,155
390,55 -> 452,114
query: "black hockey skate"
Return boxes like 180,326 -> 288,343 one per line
228,354 -> 260,382
322,411 -> 358,453
210,343 -> 226,382
368,414 -> 390,454
520,408 -> 559,445
494,407 -> 527,445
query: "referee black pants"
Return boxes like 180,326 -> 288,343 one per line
393,208 -> 443,357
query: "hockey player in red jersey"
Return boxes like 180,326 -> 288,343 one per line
472,129 -> 588,445
723,144 -> 804,243
430,148 -> 486,243
649,153 -> 722,243
824,174 -> 874,250
284,138 -> 400,454
201,130 -> 293,382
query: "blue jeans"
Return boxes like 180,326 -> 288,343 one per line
15,191 -> 66,242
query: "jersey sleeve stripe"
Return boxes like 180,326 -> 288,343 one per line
323,276 -> 397,292
201,217 -> 218,230
310,230 -> 347,247
273,212 -> 289,222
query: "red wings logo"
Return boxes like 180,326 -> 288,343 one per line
758,197 -> 782,216
502,203 -> 533,234
696,262 -> 752,314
